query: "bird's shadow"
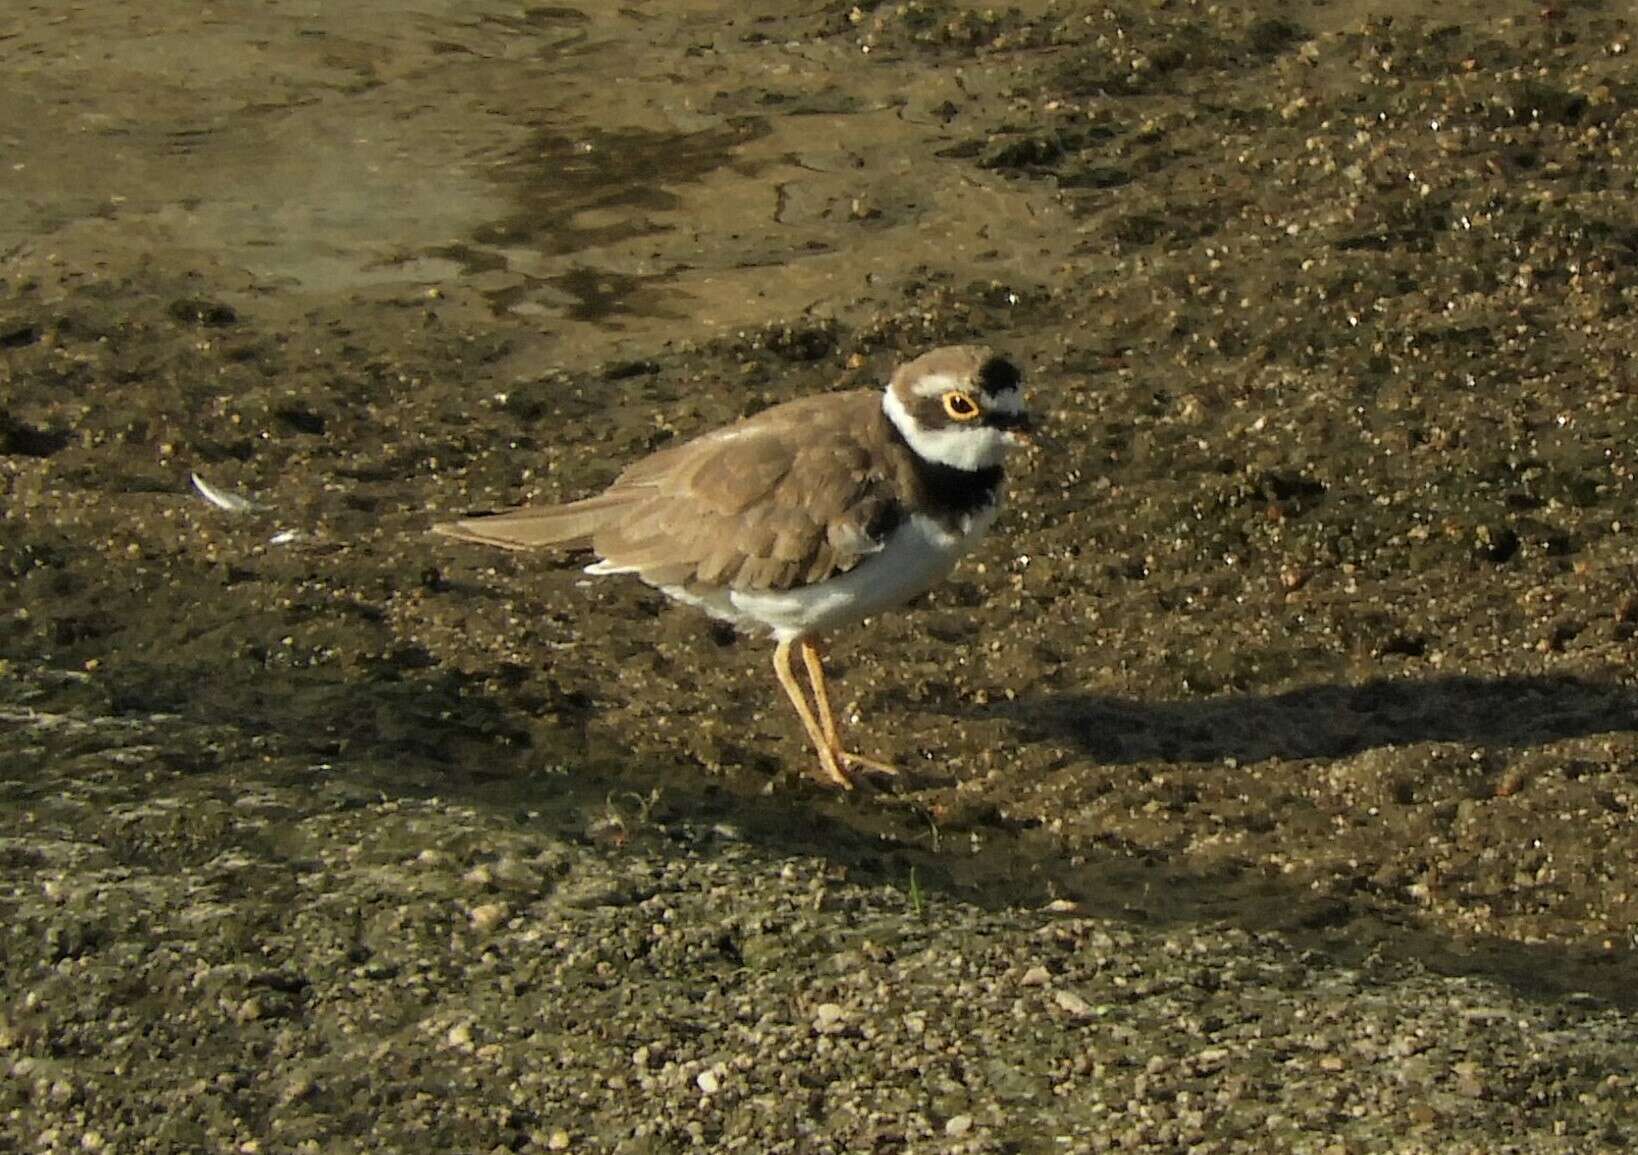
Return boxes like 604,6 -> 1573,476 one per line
980,672 -> 1638,765
840,669 -> 1638,1008
94,649 -> 1636,1009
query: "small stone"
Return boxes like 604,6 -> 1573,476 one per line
1053,989 -> 1094,1017
945,1115 -> 973,1137
467,902 -> 509,934
814,1002 -> 846,1030
696,1068 -> 721,1094
546,1131 -> 571,1151
1020,965 -> 1052,987
1193,1047 -> 1230,1072
279,1075 -> 317,1105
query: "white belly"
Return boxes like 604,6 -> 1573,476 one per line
657,506 -> 999,640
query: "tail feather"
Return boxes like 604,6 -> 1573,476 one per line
432,492 -> 636,552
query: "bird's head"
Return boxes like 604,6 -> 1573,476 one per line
882,345 -> 1032,471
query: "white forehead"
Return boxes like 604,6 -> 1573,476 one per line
907,370 -> 1025,415
909,372 -> 966,399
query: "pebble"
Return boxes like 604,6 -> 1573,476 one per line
1053,989 -> 1095,1017
467,901 -> 509,933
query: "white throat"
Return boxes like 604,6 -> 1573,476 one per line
882,388 -> 1010,471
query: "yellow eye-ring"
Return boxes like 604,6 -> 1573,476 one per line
942,390 -> 981,421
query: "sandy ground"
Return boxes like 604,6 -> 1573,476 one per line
3,1 -> 1637,1151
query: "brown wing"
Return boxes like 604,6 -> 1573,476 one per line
588,390 -> 902,592
433,489 -> 644,551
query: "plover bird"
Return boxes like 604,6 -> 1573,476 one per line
436,345 -> 1033,788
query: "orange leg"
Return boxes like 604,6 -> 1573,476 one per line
772,638 -> 853,789
798,638 -> 898,779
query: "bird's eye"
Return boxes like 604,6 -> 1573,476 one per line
942,391 -> 980,421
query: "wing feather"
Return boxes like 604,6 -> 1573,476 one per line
591,391 -> 898,592
432,491 -> 642,550
437,391 -> 901,593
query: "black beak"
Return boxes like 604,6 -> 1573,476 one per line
987,410 -> 1035,440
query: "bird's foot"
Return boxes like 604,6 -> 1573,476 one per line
813,748 -> 856,791
810,748 -> 897,790
838,750 -> 899,778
